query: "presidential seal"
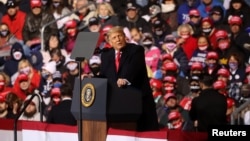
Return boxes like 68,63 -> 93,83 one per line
81,83 -> 95,107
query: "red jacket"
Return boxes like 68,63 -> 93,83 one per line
12,69 -> 41,100
180,36 -> 197,61
1,10 -> 26,40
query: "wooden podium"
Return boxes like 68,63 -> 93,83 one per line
71,78 -> 142,141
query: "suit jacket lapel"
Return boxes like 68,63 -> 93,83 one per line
118,46 -> 129,73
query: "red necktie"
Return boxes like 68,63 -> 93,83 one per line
115,51 -> 121,72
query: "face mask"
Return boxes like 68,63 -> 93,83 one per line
13,51 -> 23,60
198,45 -> 208,51
53,82 -> 62,88
68,29 -> 77,37
181,34 -> 189,39
164,85 -> 174,92
0,30 -> 9,37
155,30 -> 163,36
20,67 -> 31,75
207,63 -> 215,68
99,15 -> 109,19
91,67 -> 100,75
143,41 -> 153,48
190,85 -> 200,93
202,28 -> 212,35
67,63 -> 78,71
229,62 -> 238,70
56,61 -> 61,66
166,43 -> 177,51
218,41 -> 229,50
161,3 -> 176,13
42,0 -> 48,5
53,2 -> 60,7
42,72 -> 50,79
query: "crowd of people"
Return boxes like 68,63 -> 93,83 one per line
0,0 -> 250,132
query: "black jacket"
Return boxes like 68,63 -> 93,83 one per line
189,88 -> 227,132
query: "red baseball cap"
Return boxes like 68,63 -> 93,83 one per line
168,111 -> 181,121
18,73 -> 29,82
189,9 -> 200,17
206,51 -> 218,59
217,68 -> 230,77
215,30 -> 228,41
213,80 -> 226,90
50,88 -> 61,97
161,53 -> 173,61
150,79 -> 163,89
164,93 -> 176,101
30,0 -> 42,8
191,62 -> 203,71
227,98 -> 235,109
163,76 -> 176,83
162,62 -> 178,71
228,16 -> 242,25
64,20 -> 77,29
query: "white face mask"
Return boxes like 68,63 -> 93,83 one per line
155,30 -> 163,36
20,67 -> 31,75
198,45 -> 208,51
13,51 -> 22,60
161,3 -> 176,13
67,63 -> 78,71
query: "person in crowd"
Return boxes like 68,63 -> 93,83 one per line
145,4 -> 161,23
217,67 -> 230,85
203,51 -> 221,76
49,0 -> 71,30
129,27 -> 143,45
189,62 -> 204,77
96,24 -> 113,50
167,110 -> 195,131
225,0 -> 250,29
62,19 -> 79,55
41,0 -> 51,12
187,9 -> 202,37
3,42 -> 27,81
244,66 -> 250,84
189,74 -> 227,132
150,78 -> 163,103
0,23 -> 20,58
177,0 -> 200,25
99,26 -> 159,131
85,16 -> 101,32
0,72 -> 12,93
213,79 -> 228,97
5,92 -> 23,119
160,0 -> 179,31
19,94 -> 46,121
119,2 -> 151,33
200,17 -> 218,49
0,91 -> 12,118
141,32 -> 161,74
41,33 -> 68,64
209,5 -> 227,30
179,75 -> 201,111
157,92 -> 190,129
1,0 -> 26,41
63,58 -> 79,89
228,16 -> 250,64
176,23 -> 197,61
95,2 -> 119,28
40,61 -> 57,97
88,55 -> 101,77
70,0 -> 96,31
189,35 -> 212,67
49,48 -> 67,73
214,29 -> 243,67
161,34 -> 189,77
22,0 -> 58,56
197,0 -> 225,18
151,19 -> 172,48
47,83 -> 76,125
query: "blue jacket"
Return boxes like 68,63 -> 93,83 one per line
177,0 -> 200,25
197,0 -> 224,18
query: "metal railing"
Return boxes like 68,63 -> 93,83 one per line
14,91 -> 43,141
231,99 -> 250,125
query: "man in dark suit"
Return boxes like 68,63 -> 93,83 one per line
189,74 -> 227,132
99,26 -> 159,131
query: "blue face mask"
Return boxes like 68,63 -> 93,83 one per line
53,82 -> 62,88
229,62 -> 238,70
208,63 -> 215,68
53,2 -> 60,7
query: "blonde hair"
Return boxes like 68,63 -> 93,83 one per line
0,72 -> 10,86
18,59 -> 32,71
106,26 -> 125,41
95,2 -> 116,17
177,23 -> 194,36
